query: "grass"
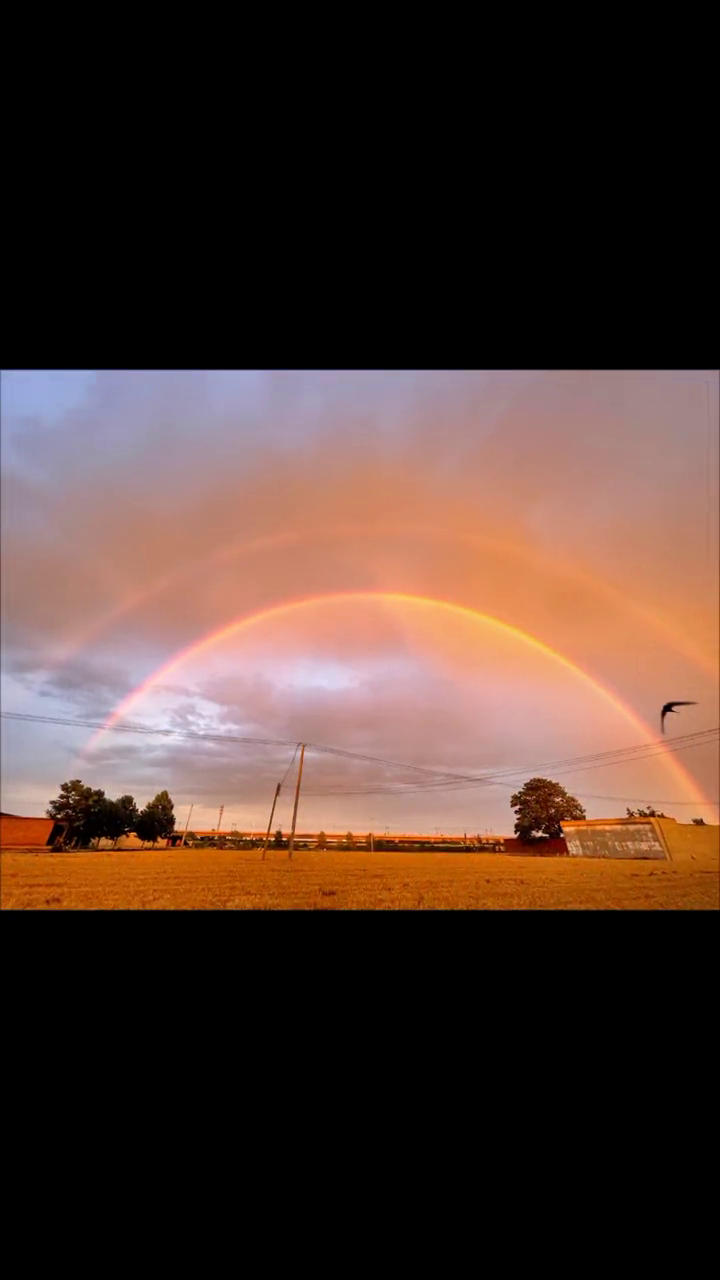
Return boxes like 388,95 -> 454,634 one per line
1,846 -> 718,909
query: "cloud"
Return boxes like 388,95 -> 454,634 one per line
2,369 -> 717,829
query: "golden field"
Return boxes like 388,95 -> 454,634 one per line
1,845 -> 718,909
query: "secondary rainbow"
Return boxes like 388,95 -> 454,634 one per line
46,524 -> 718,681
81,591 -> 712,810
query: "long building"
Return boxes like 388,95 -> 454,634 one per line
0,813 -> 67,849
165,830 -> 532,852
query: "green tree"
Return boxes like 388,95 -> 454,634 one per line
47,779 -> 93,846
510,777 -> 586,841
316,831 -> 328,849
692,817 -> 706,825
626,807 -> 667,819
344,831 -> 355,849
102,795 -> 139,847
274,828 -> 284,847
82,790 -> 110,847
148,790 -> 175,837
136,790 -> 176,846
46,779 -> 109,847
135,808 -> 162,846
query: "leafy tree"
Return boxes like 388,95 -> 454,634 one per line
46,779 -> 108,847
135,808 -> 163,846
316,831 -> 328,849
510,777 -> 586,841
47,779 -> 93,845
344,831 -> 355,849
136,790 -> 176,846
274,828 -> 284,847
692,817 -> 706,825
83,790 -> 111,847
102,795 -> 139,847
626,807 -> 667,819
147,790 -> 175,837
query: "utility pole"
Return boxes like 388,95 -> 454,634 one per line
179,803 -> 194,848
217,804 -> 224,833
288,744 -> 306,860
261,784 -> 281,860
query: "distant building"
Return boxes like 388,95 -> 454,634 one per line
501,836 -> 568,856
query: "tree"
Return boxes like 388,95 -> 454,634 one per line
274,828 -> 284,847
344,831 -> 355,849
102,795 -> 139,847
626,807 -> 667,819
135,808 -> 162,846
316,831 -> 328,849
147,790 -> 175,837
82,790 -> 110,847
136,790 -> 176,846
692,817 -> 706,825
47,779 -> 93,846
46,779 -> 108,848
510,777 -> 586,841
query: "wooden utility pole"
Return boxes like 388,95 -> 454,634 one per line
261,784 -> 281,860
179,803 -> 194,848
288,744 -> 306,859
217,804 -> 224,833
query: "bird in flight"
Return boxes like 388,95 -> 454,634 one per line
661,701 -> 697,733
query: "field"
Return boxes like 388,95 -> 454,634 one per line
1,845 -> 718,909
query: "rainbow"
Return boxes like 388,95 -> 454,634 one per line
82,591 -> 711,809
46,523 -> 718,681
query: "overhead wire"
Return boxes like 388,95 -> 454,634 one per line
280,743 -> 300,787
2,709 -> 717,806
302,730 -> 720,796
305,730 -> 719,791
3,709 -> 716,787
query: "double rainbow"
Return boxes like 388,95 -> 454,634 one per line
83,591 -> 712,810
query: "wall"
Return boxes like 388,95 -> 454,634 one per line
656,819 -> 720,864
561,819 -> 668,860
0,815 -> 65,848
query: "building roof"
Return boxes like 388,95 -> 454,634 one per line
561,816 -> 678,827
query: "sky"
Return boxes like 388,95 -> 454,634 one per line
1,369 -> 718,836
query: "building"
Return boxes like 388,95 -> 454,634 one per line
164,831 -> 517,851
0,813 -> 67,849
501,836 -> 568,856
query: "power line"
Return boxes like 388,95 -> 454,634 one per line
3,710 -> 716,779
3,709 -> 714,766
300,729 -> 720,793
302,731 -> 720,796
312,732 -> 719,788
2,709 -> 717,806
0,710 -> 300,751
280,743 -> 300,786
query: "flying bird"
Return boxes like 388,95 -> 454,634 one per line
661,701 -> 697,733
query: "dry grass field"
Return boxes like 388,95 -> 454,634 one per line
2,845 -> 718,909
